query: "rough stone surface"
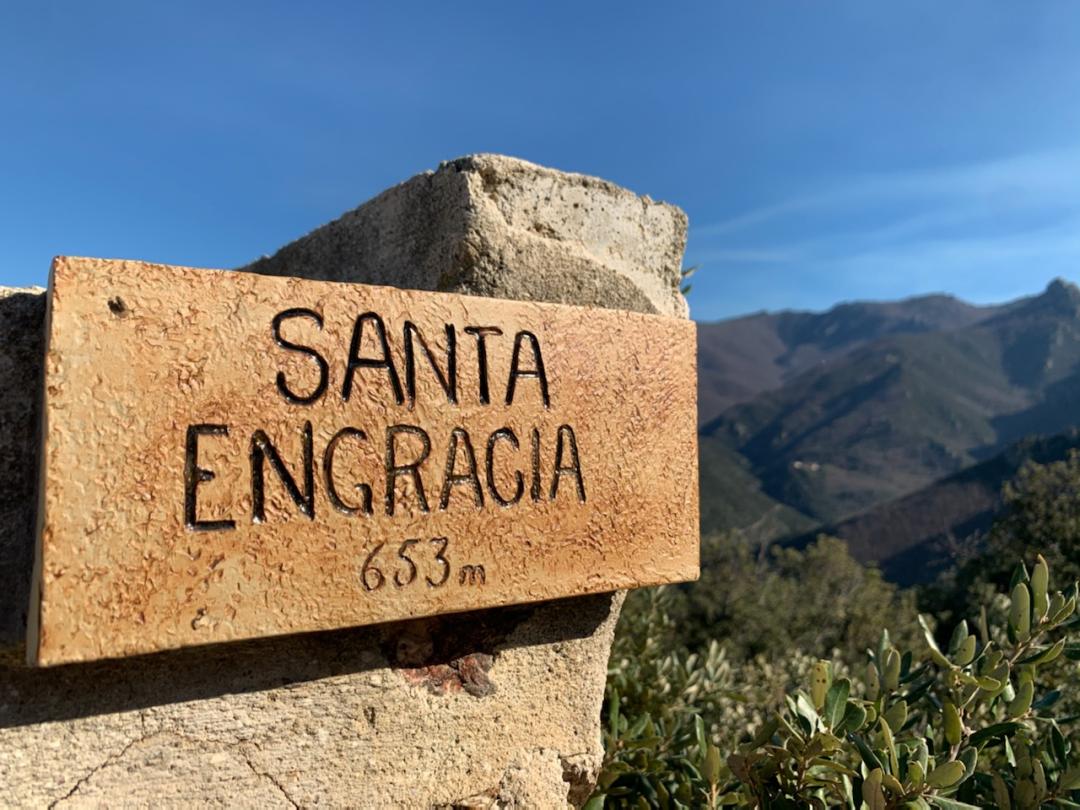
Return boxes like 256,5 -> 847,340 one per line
241,154 -> 689,319
35,257 -> 697,665
0,155 -> 690,807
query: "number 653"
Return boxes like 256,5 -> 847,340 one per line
360,537 -> 450,592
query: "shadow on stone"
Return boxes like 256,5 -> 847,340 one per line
0,290 -> 45,652
0,592 -> 616,729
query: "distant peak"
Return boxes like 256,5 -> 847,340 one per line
1046,277 -> 1079,296
1041,277 -> 1080,308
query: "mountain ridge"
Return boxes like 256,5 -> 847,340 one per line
696,292 -> 999,426
696,278 -> 1080,580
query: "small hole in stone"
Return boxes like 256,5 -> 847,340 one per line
107,297 -> 127,316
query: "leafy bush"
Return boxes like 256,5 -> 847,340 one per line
592,554 -> 1080,808
928,451 -> 1080,626
683,535 -> 920,664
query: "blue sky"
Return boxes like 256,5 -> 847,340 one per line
3,2 -> 1080,320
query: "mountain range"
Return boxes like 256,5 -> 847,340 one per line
698,278 -> 1080,582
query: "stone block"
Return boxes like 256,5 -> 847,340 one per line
0,155 -> 690,807
242,154 -> 689,319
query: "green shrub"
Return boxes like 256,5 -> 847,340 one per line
684,535 -> 919,665
592,555 -> 1080,809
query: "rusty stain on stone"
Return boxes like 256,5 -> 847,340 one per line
30,256 -> 699,666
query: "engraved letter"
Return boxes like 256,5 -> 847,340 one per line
464,326 -> 502,405
485,428 -> 523,507
184,424 -> 235,532
323,427 -> 373,516
250,421 -> 315,522
439,427 -> 484,510
342,312 -> 404,404
505,331 -> 549,407
272,308 -> 328,405
385,425 -> 431,516
404,321 -> 457,407
530,426 -> 542,502
549,424 -> 586,502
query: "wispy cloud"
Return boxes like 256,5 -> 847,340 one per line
695,147 -> 1080,240
688,147 -> 1080,313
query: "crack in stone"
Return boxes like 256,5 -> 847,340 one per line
241,748 -> 300,809
47,734 -> 147,809
46,729 -> 303,809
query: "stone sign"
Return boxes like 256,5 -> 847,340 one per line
30,255 -> 698,665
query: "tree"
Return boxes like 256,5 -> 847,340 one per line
683,535 -> 918,664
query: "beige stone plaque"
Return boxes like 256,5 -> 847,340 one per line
29,257 -> 699,665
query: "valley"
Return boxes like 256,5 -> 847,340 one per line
697,277 -> 1080,582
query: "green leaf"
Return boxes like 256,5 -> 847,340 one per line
918,614 -> 952,668
850,733 -> 885,773
808,757 -> 858,778
1049,592 -> 1067,624
1051,723 -> 1069,768
862,768 -> 886,810
882,771 -> 905,796
1061,765 -> 1080,791
694,715 -> 707,759
879,716 -> 899,774
943,702 -> 963,746
908,759 -> 925,787
795,692 -> 820,728
992,773 -> 1012,810
883,648 -> 902,692
1010,583 -> 1032,641
1009,561 -> 1030,590
1018,639 -> 1066,666
627,713 -> 650,739
607,690 -> 620,739
824,678 -> 850,732
839,702 -> 867,735
1056,595 -> 1078,625
915,738 -> 929,774
1032,688 -> 1063,711
748,716 -> 779,750
883,699 -> 908,733
958,746 -> 977,782
975,675 -> 1004,692
953,634 -> 977,667
866,661 -> 882,700
581,795 -> 606,810
969,722 -> 1022,748
1032,555 -> 1050,620
811,660 -> 831,711
704,743 -> 722,786
948,620 -> 969,655
926,760 -> 966,789
1008,680 -> 1034,718
978,606 -> 990,645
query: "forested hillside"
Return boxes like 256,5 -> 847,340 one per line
697,278 -> 1080,581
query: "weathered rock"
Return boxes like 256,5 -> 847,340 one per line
241,154 -> 689,319
0,155 -> 689,807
